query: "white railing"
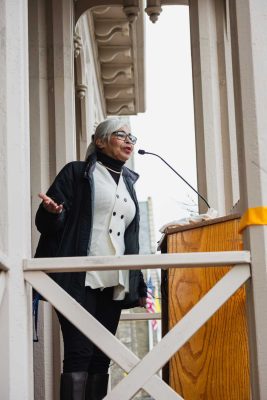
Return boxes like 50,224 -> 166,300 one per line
23,251 -> 251,400
120,312 -> 161,321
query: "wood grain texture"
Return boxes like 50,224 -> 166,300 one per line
167,218 -> 250,399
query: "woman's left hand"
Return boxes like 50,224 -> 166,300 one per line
138,297 -> 147,308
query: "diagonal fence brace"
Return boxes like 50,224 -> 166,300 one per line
24,271 -> 183,400
104,265 -> 251,399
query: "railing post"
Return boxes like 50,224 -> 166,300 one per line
230,1 -> 267,398
189,0 -> 236,213
0,1 -> 33,399
28,0 -> 76,397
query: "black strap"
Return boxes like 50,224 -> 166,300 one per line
32,293 -> 41,342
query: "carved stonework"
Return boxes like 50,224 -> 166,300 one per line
104,86 -> 134,99
95,20 -> 129,40
145,0 -> 162,23
98,47 -> 132,63
74,34 -> 82,58
84,4 -> 145,115
76,84 -> 87,99
107,99 -> 135,115
102,65 -> 132,83
123,5 -> 140,23
122,0 -> 140,23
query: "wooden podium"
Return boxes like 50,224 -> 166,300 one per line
159,215 -> 250,400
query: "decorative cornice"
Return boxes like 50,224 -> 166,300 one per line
101,65 -> 132,83
82,4 -> 145,115
75,0 -> 188,24
104,86 -> 134,99
95,20 -> 129,39
92,6 -> 112,15
98,46 -> 132,63
106,99 -> 135,114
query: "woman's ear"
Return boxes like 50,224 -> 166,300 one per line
95,138 -> 105,149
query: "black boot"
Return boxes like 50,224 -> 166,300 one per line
60,372 -> 88,400
86,374 -> 109,400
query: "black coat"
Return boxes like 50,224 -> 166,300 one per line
35,152 -> 147,308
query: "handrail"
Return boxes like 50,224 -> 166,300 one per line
23,251 -> 251,272
120,312 -> 161,321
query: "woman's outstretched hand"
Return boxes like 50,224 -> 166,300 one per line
139,297 -> 147,308
38,193 -> 64,214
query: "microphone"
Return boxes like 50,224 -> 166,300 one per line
138,149 -> 210,209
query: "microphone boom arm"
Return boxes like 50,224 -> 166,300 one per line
141,151 -> 210,209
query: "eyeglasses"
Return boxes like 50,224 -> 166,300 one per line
112,130 -> 137,145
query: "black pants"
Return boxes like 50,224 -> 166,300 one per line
57,286 -> 122,373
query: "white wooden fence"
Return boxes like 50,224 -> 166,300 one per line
23,251 -> 251,400
120,312 -> 161,321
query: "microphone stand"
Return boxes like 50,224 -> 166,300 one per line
138,150 -> 210,210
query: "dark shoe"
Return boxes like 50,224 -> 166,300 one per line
60,372 -> 88,400
86,374 -> 109,400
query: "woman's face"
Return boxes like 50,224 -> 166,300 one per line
96,125 -> 135,162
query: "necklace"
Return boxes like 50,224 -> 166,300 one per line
97,161 -> 121,174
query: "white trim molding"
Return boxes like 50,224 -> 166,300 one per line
24,251 -> 251,272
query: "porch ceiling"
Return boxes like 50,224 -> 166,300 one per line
87,5 -> 145,116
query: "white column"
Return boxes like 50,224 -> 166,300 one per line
29,1 -> 76,399
189,0 -> 238,214
0,1 -> 33,399
29,2 -> 60,399
230,1 -> 267,398
48,5 -> 76,394
214,0 -> 239,210
29,0 -> 51,250
52,0 -> 76,171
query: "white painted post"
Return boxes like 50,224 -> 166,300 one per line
189,0 -> 234,214
28,0 -> 51,244
229,1 -> 267,398
0,1 -> 33,399
52,0 -> 76,171
28,2 -> 64,399
29,1 -> 77,397
214,0 -> 240,210
49,3 -> 77,396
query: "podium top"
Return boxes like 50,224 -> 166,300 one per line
158,213 -> 241,252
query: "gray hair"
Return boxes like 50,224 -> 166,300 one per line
85,117 -> 129,160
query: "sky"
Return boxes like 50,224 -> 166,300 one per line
130,6 -> 197,241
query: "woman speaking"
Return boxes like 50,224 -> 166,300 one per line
35,117 -> 147,400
